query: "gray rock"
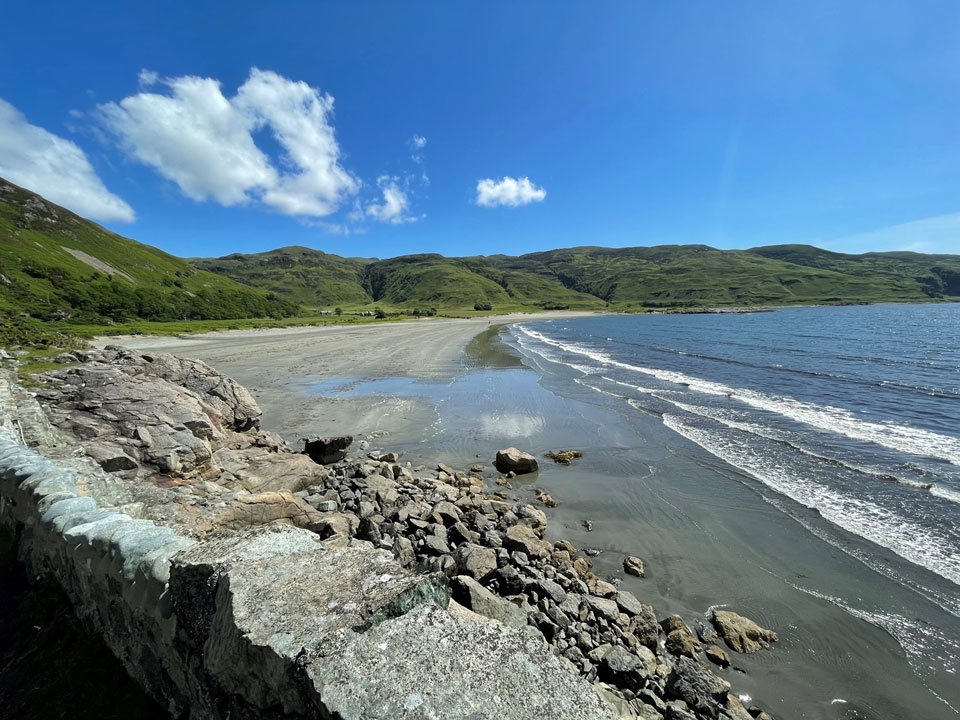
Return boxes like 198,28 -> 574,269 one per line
615,589 -> 644,617
454,543 -> 498,580
665,657 -> 730,717
503,524 -> 550,558
310,603 -> 620,719
450,575 -> 526,628
495,447 -> 539,474
598,645 -> 649,691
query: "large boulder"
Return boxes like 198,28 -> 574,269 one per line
495,447 -> 539,474
302,435 -> 353,465
712,609 -> 778,653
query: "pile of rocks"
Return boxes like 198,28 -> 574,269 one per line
28,348 -> 778,720
294,448 -> 777,720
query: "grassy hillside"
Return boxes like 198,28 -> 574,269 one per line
193,247 -> 607,311
748,244 -> 960,298
0,178 -> 299,329
195,243 -> 960,312
191,246 -> 372,307
501,245 -> 939,307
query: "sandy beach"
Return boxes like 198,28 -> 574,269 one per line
103,312 -> 604,444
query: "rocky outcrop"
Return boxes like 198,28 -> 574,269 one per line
712,609 -> 778,653
496,447 -> 539,474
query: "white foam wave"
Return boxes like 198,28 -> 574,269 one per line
661,414 -> 960,587
515,326 -> 960,465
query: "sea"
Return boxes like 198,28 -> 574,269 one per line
502,304 -> 959,718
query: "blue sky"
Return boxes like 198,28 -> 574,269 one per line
1,1 -> 959,259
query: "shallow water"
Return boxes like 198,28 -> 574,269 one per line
310,305 -> 960,720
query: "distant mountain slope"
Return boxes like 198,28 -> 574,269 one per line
195,243 -> 960,310
0,178 -> 298,324
748,244 -> 960,297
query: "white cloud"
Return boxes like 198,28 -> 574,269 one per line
0,98 -> 135,222
823,212 -> 960,255
411,134 -> 426,149
364,175 -> 417,224
100,68 -> 359,217
475,176 -> 546,208
137,69 -> 159,88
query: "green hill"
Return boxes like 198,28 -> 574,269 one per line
191,245 -> 372,307
193,243 -> 960,312
0,178 -> 299,328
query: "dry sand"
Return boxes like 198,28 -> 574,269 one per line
101,312 -> 603,443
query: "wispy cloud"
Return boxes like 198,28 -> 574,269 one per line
475,176 -> 546,207
0,98 -> 135,222
364,175 -> 418,224
823,212 -> 960,254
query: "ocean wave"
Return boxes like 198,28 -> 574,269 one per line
514,326 -> 960,466
660,414 -> 960,587
639,396 -> 960,504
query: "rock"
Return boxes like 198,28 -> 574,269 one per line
615,590 -> 644,617
665,629 -> 699,659
84,441 -> 138,472
591,578 -> 618,598
623,555 -> 645,577
544,450 -> 583,465
665,657 -> 730,717
597,645 -> 648,691
430,500 -> 461,526
302,435 -> 353,464
450,576 -> 526,628
422,533 -> 451,556
214,448 -> 325,493
528,577 -> 567,605
583,519 -> 593,531
705,645 -> 731,668
534,488 -> 557,507
516,503 -> 547,534
503,524 -> 550,558
454,543 -> 497,580
312,603 -> 621,719
712,610 -> 778,653
586,595 -> 622,625
310,511 -> 360,539
627,605 -> 661,650
490,565 -> 525,595
495,447 -> 539,474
